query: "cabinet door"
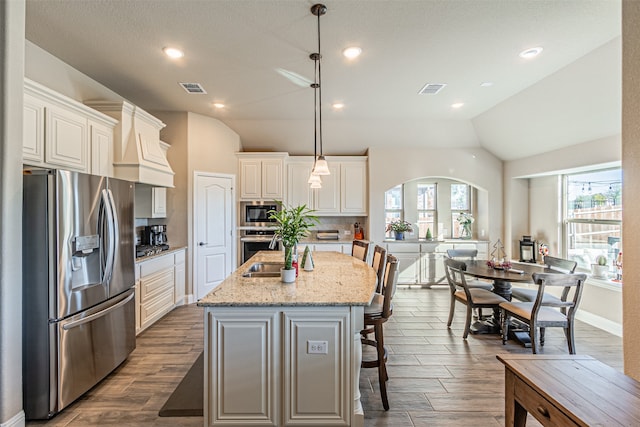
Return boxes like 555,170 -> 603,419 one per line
262,158 -> 284,200
206,309 -> 279,426
287,162 -> 314,208
23,93 -> 46,165
420,252 -> 447,285
45,103 -> 88,172
394,253 -> 421,284
313,164 -> 340,214
282,309 -> 350,425
89,120 -> 113,177
313,243 -> 345,253
152,187 -> 167,218
340,161 -> 367,214
239,159 -> 262,199
174,254 -> 185,305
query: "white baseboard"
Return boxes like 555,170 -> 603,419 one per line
185,294 -> 196,304
1,411 -> 25,427
576,310 -> 622,337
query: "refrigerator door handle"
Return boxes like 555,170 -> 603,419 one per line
106,188 -> 120,273
61,291 -> 134,330
100,189 -> 115,286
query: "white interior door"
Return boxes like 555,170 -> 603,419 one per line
194,173 -> 234,300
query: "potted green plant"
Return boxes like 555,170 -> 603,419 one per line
269,203 -> 319,282
591,254 -> 609,279
386,219 -> 413,240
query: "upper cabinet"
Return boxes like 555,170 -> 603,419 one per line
286,156 -> 368,216
237,153 -> 288,200
23,79 -> 117,175
85,101 -> 174,187
135,185 -> 167,218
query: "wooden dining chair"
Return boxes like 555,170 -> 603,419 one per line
500,272 -> 587,354
371,244 -> 387,293
510,256 -> 578,304
351,239 -> 369,262
362,254 -> 399,411
444,258 -> 507,339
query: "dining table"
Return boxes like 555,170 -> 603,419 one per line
462,260 -> 551,342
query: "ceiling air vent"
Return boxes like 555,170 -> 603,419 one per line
418,83 -> 446,95
179,82 -> 207,94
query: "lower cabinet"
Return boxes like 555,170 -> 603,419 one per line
386,241 -> 489,286
205,306 -> 352,426
135,248 -> 187,335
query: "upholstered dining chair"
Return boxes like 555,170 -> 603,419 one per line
371,244 -> 387,293
510,256 -> 578,304
444,258 -> 507,339
500,272 -> 587,354
351,239 -> 369,262
362,254 -> 399,411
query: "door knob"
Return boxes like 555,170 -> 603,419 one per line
199,242 -> 207,246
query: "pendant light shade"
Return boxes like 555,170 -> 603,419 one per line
312,155 -> 330,175
310,180 -> 323,189
307,173 -> 322,185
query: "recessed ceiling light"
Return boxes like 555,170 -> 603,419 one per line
519,47 -> 543,59
332,103 -> 344,110
480,82 -> 494,87
213,103 -> 225,109
342,47 -> 362,59
163,47 -> 184,59
451,103 -> 464,109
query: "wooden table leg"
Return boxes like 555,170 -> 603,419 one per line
505,369 -> 528,426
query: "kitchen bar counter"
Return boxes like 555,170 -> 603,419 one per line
199,250 -> 375,427
198,250 -> 377,307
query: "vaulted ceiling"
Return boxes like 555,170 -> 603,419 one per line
25,0 -> 621,160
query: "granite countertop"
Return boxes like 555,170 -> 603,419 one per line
197,251 -> 377,307
135,246 -> 187,263
384,239 -> 488,243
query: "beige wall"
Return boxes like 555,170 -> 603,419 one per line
1,1 -> 25,424
368,146 -> 503,245
154,111 -> 241,300
622,0 -> 640,379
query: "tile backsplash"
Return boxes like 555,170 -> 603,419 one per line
313,216 -> 368,240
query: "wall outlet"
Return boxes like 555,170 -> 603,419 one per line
344,230 -> 352,235
307,340 -> 328,354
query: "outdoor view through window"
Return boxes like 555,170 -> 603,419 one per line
565,168 -> 622,276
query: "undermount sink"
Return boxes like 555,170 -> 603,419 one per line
242,262 -> 284,278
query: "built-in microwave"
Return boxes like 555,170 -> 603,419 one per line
241,201 -> 280,226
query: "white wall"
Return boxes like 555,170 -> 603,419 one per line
1,1 -> 26,425
368,146 -> 502,245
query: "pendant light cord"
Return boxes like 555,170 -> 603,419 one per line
316,9 -> 323,158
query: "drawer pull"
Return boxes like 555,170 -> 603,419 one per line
536,406 -> 550,418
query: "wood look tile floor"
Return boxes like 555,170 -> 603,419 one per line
27,287 -> 622,427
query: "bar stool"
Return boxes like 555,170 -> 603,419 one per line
361,254 -> 399,411
351,239 -> 369,262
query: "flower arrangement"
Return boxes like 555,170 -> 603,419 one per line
538,243 -> 549,257
487,259 -> 512,270
456,212 -> 474,226
386,219 -> 413,233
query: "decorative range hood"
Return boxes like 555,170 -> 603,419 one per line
85,101 -> 174,187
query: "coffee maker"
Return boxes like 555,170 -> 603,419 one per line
143,225 -> 168,246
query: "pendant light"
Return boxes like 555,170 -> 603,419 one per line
308,48 -> 323,188
310,3 -> 330,176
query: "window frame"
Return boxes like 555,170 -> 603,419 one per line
416,182 -> 437,238
450,183 -> 471,238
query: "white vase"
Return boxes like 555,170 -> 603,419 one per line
591,264 -> 609,279
281,267 -> 296,283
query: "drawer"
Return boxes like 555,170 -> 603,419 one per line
174,249 -> 185,264
139,253 -> 174,277
514,374 -> 576,426
386,243 -> 420,253
140,288 -> 174,329
139,268 -> 174,303
435,243 -> 454,253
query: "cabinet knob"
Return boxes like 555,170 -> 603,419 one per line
536,405 -> 550,418
199,242 -> 207,246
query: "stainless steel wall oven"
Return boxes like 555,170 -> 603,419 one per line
240,229 -> 280,263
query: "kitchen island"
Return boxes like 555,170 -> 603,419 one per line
198,251 -> 377,427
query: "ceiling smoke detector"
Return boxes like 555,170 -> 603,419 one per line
418,83 -> 447,95
179,82 -> 207,94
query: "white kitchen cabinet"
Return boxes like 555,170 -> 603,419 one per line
89,119 -> 114,177
23,79 -> 117,175
205,306 -> 351,426
134,185 -> 167,218
238,153 -> 287,200
340,161 -> 367,214
286,156 -> 368,216
313,242 -> 350,253
174,249 -> 186,306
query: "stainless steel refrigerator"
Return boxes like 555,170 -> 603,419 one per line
22,169 -> 136,419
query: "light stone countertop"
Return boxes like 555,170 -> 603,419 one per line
197,251 -> 377,307
135,246 -> 187,263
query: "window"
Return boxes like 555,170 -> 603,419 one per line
417,183 -> 436,238
384,184 -> 402,237
564,168 -> 622,273
450,183 -> 470,238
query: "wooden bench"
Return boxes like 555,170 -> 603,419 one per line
497,354 -> 640,426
